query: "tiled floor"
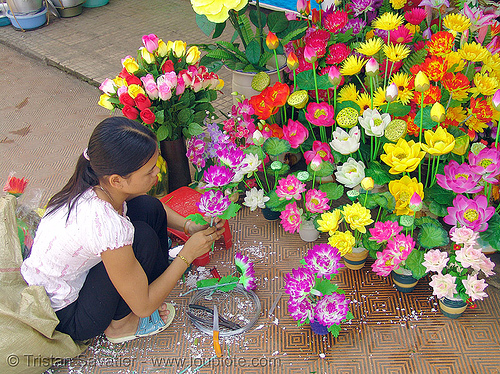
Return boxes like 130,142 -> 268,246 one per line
1,1 -> 500,373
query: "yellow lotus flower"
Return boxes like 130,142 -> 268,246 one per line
342,203 -> 373,234
452,134 -> 470,156
372,12 -> 404,31
191,0 -> 247,23
443,13 -> 471,33
380,138 -> 425,174
128,84 -> 146,99
98,94 -> 113,110
340,55 -> 367,76
172,40 -> 187,58
421,126 -> 455,155
140,47 -> 155,64
186,46 -> 201,65
338,83 -> 359,103
157,39 -> 169,57
328,230 -> 355,256
389,175 -> 424,216
430,102 -> 446,123
414,71 -> 430,92
317,210 -> 343,235
469,73 -> 499,98
121,56 -> 139,74
356,37 -> 384,56
383,43 -> 411,62
459,42 -> 489,62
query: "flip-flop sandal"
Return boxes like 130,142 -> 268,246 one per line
107,303 -> 175,344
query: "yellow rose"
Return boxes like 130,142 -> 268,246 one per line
157,39 -> 169,57
317,210 -> 343,235
121,56 -> 139,74
380,138 -> 425,174
328,231 -> 356,256
113,76 -> 127,87
421,126 -> 455,155
140,47 -> 155,65
98,94 -> 114,110
191,0 -> 248,23
186,46 -> 201,65
216,78 -> 225,90
342,203 -> 373,234
128,84 -> 145,99
389,175 -> 424,216
166,40 -> 174,55
172,40 -> 187,58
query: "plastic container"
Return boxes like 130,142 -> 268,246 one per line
83,0 -> 109,7
7,0 -> 43,14
7,6 -> 47,30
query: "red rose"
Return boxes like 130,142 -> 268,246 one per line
161,60 -> 174,73
125,74 -> 142,86
119,93 -> 135,107
122,105 -> 139,120
135,93 -> 151,111
140,108 -> 156,124
118,67 -> 130,79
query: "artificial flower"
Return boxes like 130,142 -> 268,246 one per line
383,43 -> 411,62
322,8 -> 349,33
305,189 -> 330,214
360,177 -> 374,191
369,220 -> 403,244
389,175 -> 424,216
423,249 -> 449,273
317,210 -> 343,235
314,293 -> 350,326
404,7 -> 426,25
444,194 -> 495,232
462,274 -> 488,301
426,31 -> 455,57
243,187 -> 270,211
469,147 -> 500,183
357,38 -> 384,56
3,176 -> 28,197
459,42 -> 490,62
450,227 -> 479,246
305,102 -> 335,127
358,108 -> 391,137
282,119 -> 309,148
429,273 -> 457,299
385,233 -> 415,265
190,0 -> 247,23
420,127 -> 455,155
443,13 -> 471,33
326,43 -> 351,64
284,267 -> 315,299
304,141 -> 334,165
338,83 -> 359,103
197,189 -> 231,217
280,201 -> 302,233
372,250 -> 398,276
455,245 -> 485,271
380,138 -> 425,174
342,202 -> 373,234
276,175 -> 306,201
329,126 -> 361,155
335,158 -> 366,188
469,73 -> 499,97
287,298 -> 314,324
328,231 -> 356,256
340,55 -> 367,76
414,71 -> 430,92
303,243 -> 343,279
202,165 -> 235,188
436,160 -> 484,194
372,12 -> 404,31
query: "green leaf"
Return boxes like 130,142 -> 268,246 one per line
213,21 -> 226,39
365,160 -> 397,185
244,145 -> 265,159
308,161 -> 335,177
384,102 -> 411,117
405,249 -> 427,280
218,202 -> 241,220
263,137 -> 291,156
249,8 -> 267,28
296,70 -> 332,90
186,213 -> 209,225
196,14 -> 216,37
217,275 -> 240,292
245,39 -> 262,66
187,122 -> 205,137
177,108 -> 194,125
156,125 -> 171,141
479,213 -> 500,251
276,19 -> 307,41
414,106 -> 435,130
414,215 -> 441,227
328,324 -> 342,337
363,235 -> 382,259
196,278 -> 219,288
154,109 -> 165,124
335,28 -> 353,43
428,200 -> 448,217
267,11 -> 288,33
314,278 -> 339,296
318,183 -> 344,200
377,191 -> 396,211
265,190 -> 288,211
424,184 -> 455,206
417,223 -> 449,249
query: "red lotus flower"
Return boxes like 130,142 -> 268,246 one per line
3,176 -> 28,197
264,82 -> 290,108
305,102 -> 335,127
325,43 -> 351,65
287,52 -> 299,71
322,8 -> 348,34
304,29 -> 330,59
249,92 -> 278,120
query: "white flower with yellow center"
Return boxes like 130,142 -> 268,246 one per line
335,157 -> 366,188
358,108 -> 391,137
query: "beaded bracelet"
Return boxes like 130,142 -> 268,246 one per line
178,255 -> 190,266
183,219 -> 191,236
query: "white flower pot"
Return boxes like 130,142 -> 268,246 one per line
298,219 -> 320,242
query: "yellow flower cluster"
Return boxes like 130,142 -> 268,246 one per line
191,0 -> 247,23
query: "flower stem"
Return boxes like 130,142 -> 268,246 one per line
370,76 -> 374,110
303,109 -> 317,141
355,74 -> 367,93
312,61 -> 320,104
255,0 -> 264,54
333,88 -> 337,130
273,50 -> 282,84
418,92 -> 424,184
228,11 -> 247,49
431,155 -> 440,187
495,123 -> 500,148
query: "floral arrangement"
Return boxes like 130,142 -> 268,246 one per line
196,252 -> 257,291
284,243 -> 353,336
423,226 -> 495,304
98,34 -> 223,141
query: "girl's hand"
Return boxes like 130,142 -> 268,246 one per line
180,225 -> 225,263
187,217 -> 226,235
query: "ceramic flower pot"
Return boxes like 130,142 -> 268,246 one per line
299,219 -> 320,242
391,269 -> 418,293
439,296 -> 467,319
261,207 -> 281,221
342,247 -> 368,270
160,138 -> 191,193
309,320 -> 329,335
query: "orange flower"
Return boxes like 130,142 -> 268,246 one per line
420,56 -> 448,82
249,92 -> 278,120
443,106 -> 467,127
412,85 -> 442,106
403,113 -> 420,137
263,122 -> 284,138
442,72 -> 470,101
426,31 -> 454,56
469,97 -> 494,123
266,31 -> 279,50
3,176 -> 28,197
264,82 -> 290,108
287,52 -> 299,71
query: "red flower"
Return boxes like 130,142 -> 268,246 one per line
311,8 -> 321,25
119,93 -> 135,107
262,123 -> 284,139
161,59 -> 175,73
249,92 -> 278,120
404,7 -> 426,25
125,74 -> 141,86
412,85 -> 442,106
135,93 -> 152,111
470,97 -> 494,123
122,105 -> 139,120
420,56 -> 448,82
322,9 -> 348,34
264,82 -> 290,108
426,31 -> 455,56
325,43 -> 351,65
3,176 -> 28,196
304,29 -> 330,58
140,108 -> 156,124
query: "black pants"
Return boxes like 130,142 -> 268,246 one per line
55,195 -> 170,341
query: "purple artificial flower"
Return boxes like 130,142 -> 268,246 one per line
469,147 -> 500,183
216,142 -> 245,168
314,293 -> 350,326
284,267 -> 316,300
234,252 -> 257,290
235,252 -> 252,274
303,243 -> 343,279
444,194 -> 495,232
340,18 -> 367,35
197,190 -> 231,217
202,165 -> 235,188
186,138 -> 206,170
436,160 -> 484,194
288,297 -> 314,324
350,0 -> 374,16
419,0 -> 449,9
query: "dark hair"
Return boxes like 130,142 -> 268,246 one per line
46,117 -> 158,217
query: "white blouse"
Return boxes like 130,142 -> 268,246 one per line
21,188 -> 134,311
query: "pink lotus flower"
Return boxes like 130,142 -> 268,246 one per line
276,175 -> 306,201
444,195 -> 495,232
288,298 -> 314,324
202,165 -> 235,188
462,274 -> 488,301
479,256 -> 496,277
282,119 -> 309,148
455,245 -> 485,271
284,267 -> 315,299
142,34 -> 159,53
450,227 -> 479,246
436,160 -> 484,194
423,249 -> 449,273
408,192 -> 423,212
305,189 -> 330,214
304,141 -> 334,166
469,147 -> 500,183
314,293 -> 350,326
386,233 -> 415,265
280,201 -> 302,233
372,250 -> 398,277
305,102 -> 335,127
304,243 -> 343,279
429,273 -> 457,299
196,190 -> 231,217
369,221 -> 403,244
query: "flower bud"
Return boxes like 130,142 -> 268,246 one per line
140,47 -> 155,65
287,52 -> 299,71
186,46 -> 201,65
172,40 -> 187,58
408,192 -> 422,212
312,8 -> 320,24
296,0 -> 307,13
99,78 -> 117,95
98,94 -> 114,110
303,45 -> 317,63
385,83 -> 399,103
360,177 -> 374,191
157,39 -> 169,57
451,135 -> 470,156
365,57 -> 379,77
492,89 -> 500,111
415,71 -> 430,92
328,65 -> 342,87
142,33 -> 159,54
253,130 -> 265,146
430,102 -> 446,123
266,31 -> 280,50
121,56 -> 139,74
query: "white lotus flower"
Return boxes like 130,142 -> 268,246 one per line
329,126 -> 361,155
243,188 -> 270,211
237,153 -> 261,177
334,157 -> 366,188
358,108 -> 391,137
